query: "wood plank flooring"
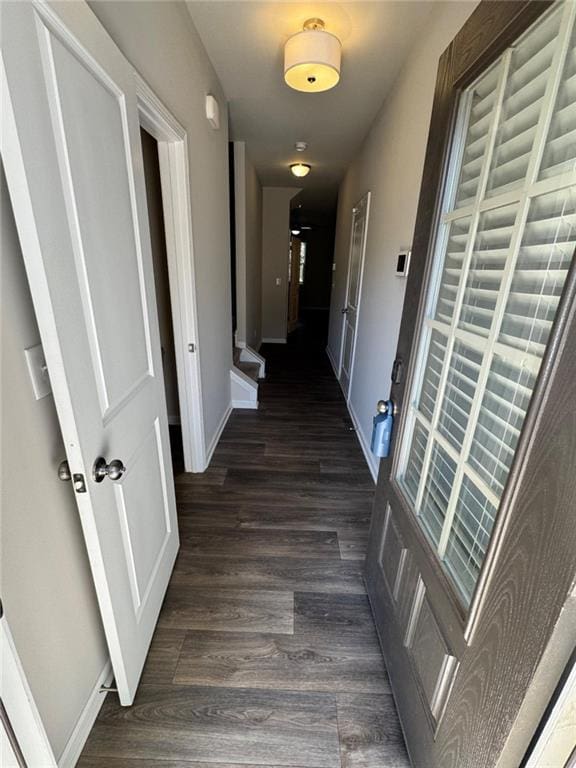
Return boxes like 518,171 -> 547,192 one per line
79,339 -> 410,768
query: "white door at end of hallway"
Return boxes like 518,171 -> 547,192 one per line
340,192 -> 370,400
1,0 -> 179,705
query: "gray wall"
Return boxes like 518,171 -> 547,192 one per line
234,142 -> 263,350
1,164 -> 108,761
327,0 -> 480,478
90,0 -> 232,449
141,128 -> 180,423
261,187 -> 300,342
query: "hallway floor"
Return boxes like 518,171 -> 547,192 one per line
79,336 -> 410,768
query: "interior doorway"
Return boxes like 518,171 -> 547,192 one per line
287,235 -> 304,334
140,127 -> 183,473
135,73 -> 206,474
288,211 -> 336,347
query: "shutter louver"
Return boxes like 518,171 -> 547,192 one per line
403,421 -> 429,505
468,356 -> 536,495
435,218 -> 472,324
418,330 -> 448,422
419,443 -> 457,549
540,22 -> 576,180
459,204 -> 519,337
443,478 -> 497,603
437,342 -> 482,452
486,6 -> 562,198
499,187 -> 576,355
454,66 -> 500,208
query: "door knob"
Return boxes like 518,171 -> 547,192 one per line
341,307 -> 349,314
58,460 -> 71,481
93,456 -> 126,483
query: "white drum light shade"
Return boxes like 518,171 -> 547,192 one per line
290,163 -> 311,178
284,19 -> 341,93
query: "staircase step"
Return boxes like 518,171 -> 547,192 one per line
237,361 -> 260,382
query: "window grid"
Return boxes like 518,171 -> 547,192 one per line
398,0 -> 576,606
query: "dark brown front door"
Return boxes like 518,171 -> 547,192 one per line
365,2 -> 576,766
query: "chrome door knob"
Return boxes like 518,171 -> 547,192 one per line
93,456 -> 126,483
58,460 -> 72,481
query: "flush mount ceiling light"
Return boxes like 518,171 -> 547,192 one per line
290,163 -> 311,178
284,18 -> 341,93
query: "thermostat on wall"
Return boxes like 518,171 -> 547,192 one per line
395,248 -> 411,277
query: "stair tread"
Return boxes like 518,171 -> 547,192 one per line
237,361 -> 260,382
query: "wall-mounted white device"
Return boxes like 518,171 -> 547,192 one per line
395,248 -> 411,277
205,94 -> 220,130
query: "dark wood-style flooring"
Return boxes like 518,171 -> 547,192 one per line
79,331 -> 410,768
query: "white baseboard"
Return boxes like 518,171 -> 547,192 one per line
261,337 -> 286,344
58,660 -> 113,768
347,400 -> 379,483
325,346 -> 378,484
204,403 -> 233,468
231,399 -> 258,409
325,344 -> 340,378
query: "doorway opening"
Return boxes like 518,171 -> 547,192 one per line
288,208 -> 336,348
136,74 -> 206,473
140,127 -> 183,473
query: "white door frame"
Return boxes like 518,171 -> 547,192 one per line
338,191 -> 371,401
0,611 -> 57,767
135,73 -> 206,473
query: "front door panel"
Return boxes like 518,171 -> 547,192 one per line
2,0 -> 179,704
366,2 -> 576,765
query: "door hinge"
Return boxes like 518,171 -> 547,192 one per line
188,343 -> 196,353
99,683 -> 118,693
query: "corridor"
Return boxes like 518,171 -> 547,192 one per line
78,333 -> 410,767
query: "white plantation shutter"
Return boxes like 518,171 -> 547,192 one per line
397,0 -> 576,606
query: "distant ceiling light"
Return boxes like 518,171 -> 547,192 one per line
291,229 -> 301,235
295,141 -> 308,152
290,163 -> 311,178
284,18 -> 341,93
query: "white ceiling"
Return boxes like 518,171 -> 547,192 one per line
186,1 -> 437,214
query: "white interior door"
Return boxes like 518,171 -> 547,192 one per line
1,0 -> 179,705
340,192 -> 370,399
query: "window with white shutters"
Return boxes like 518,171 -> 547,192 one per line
397,0 -> 576,607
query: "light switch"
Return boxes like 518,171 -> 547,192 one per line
24,343 -> 51,400
275,277 -> 282,286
